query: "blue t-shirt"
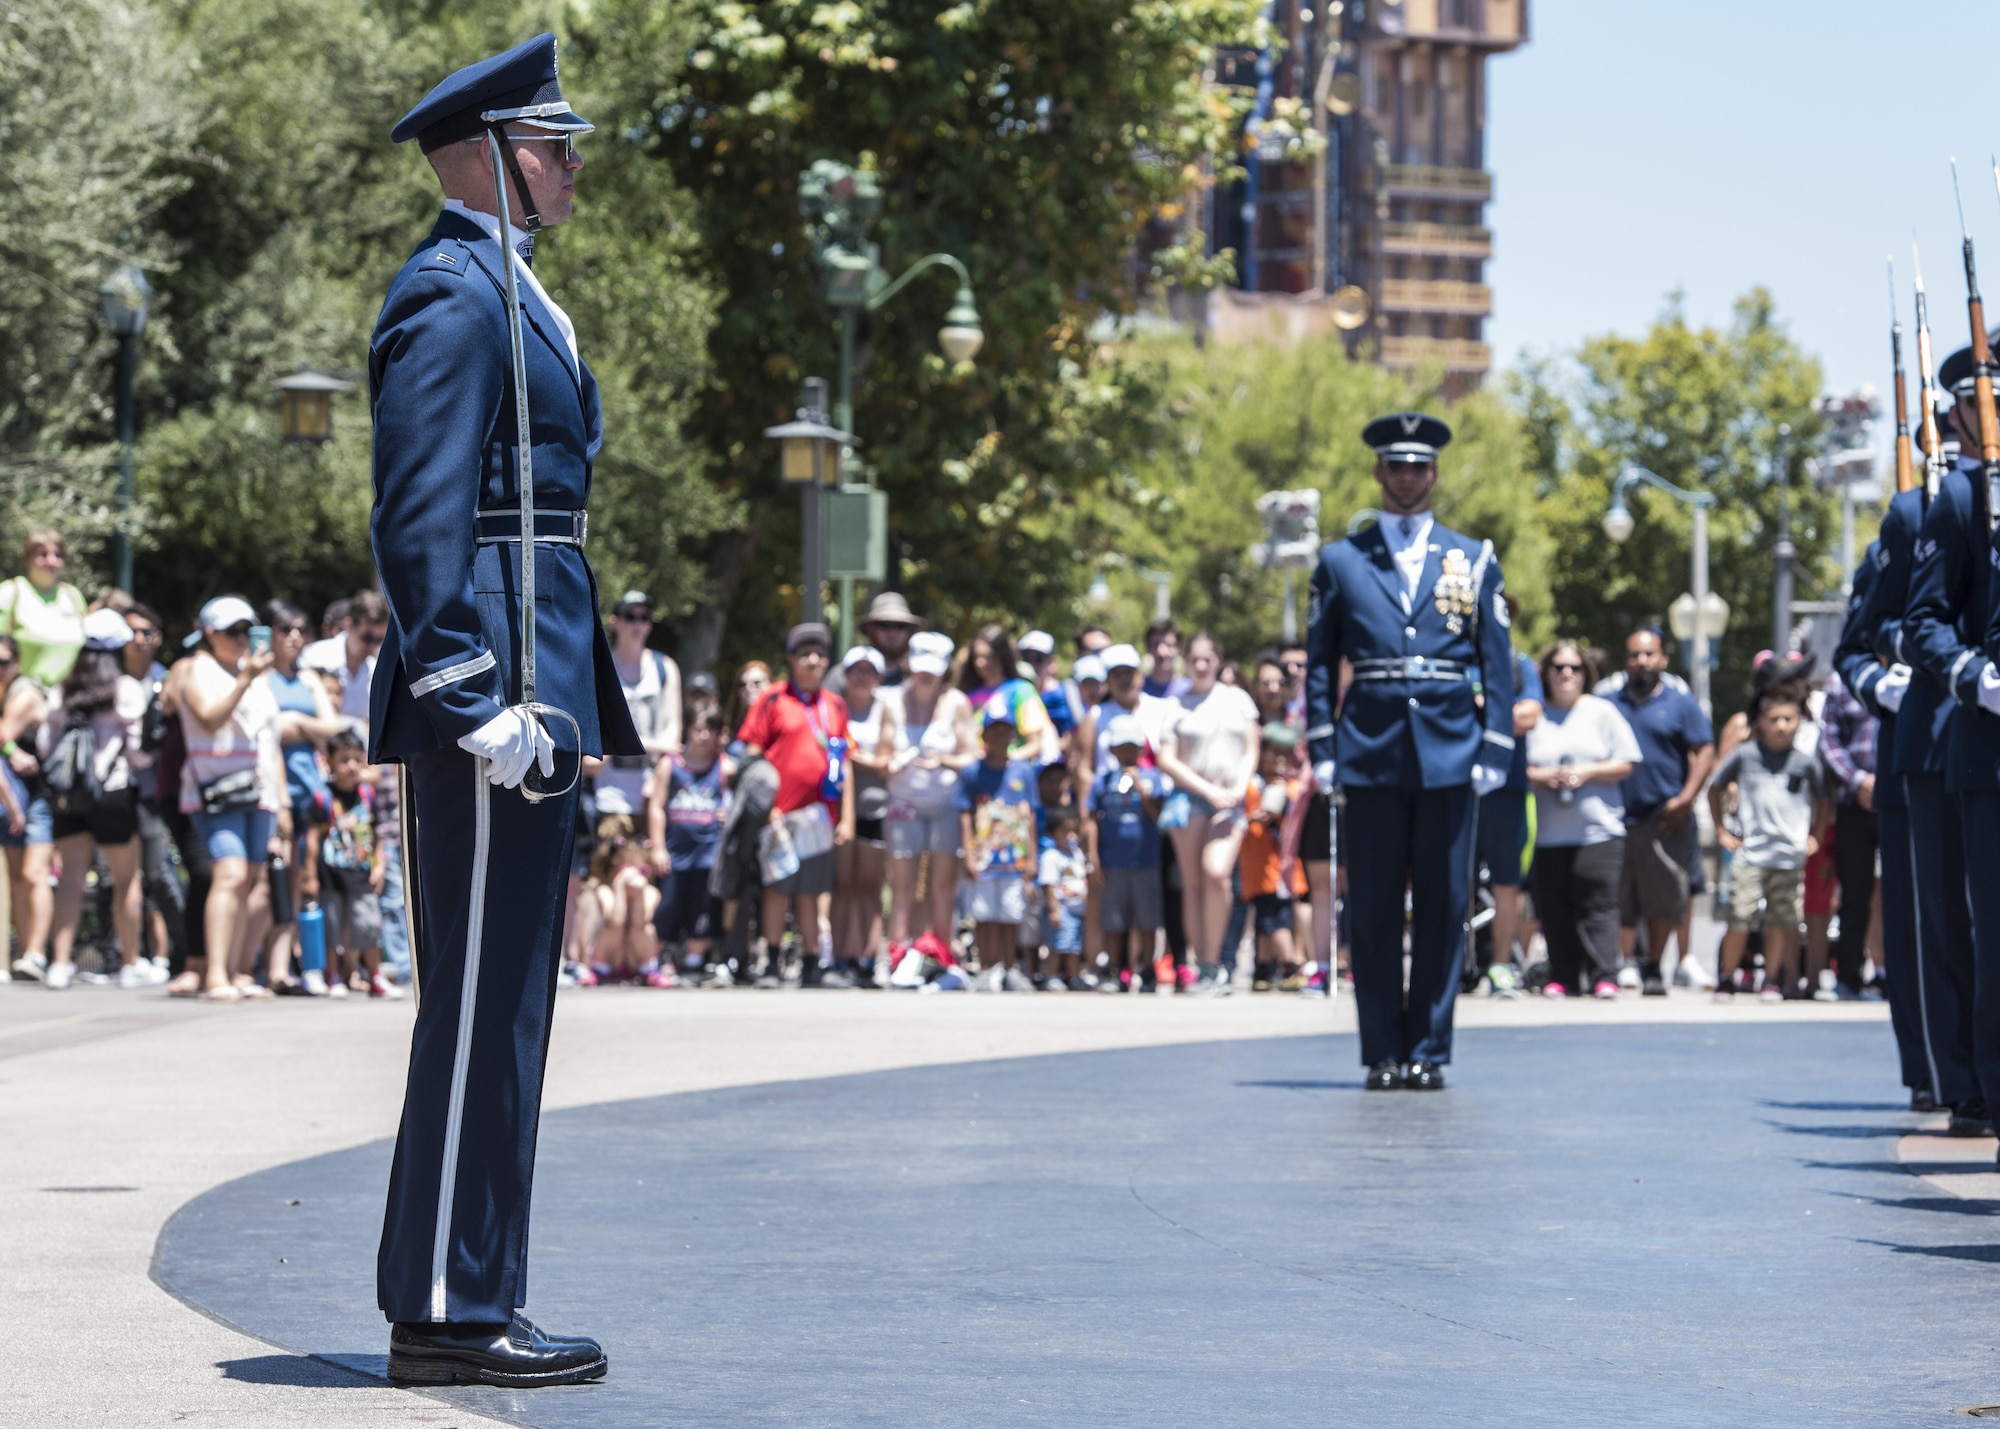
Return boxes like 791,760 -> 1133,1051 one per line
957,759 -> 1041,878
1611,680 -> 1715,821
663,754 -> 728,869
1041,681 -> 1077,738
268,668 -> 327,817
1090,766 -> 1168,870
1504,651 -> 1544,795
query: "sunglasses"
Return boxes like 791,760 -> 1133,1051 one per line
357,630 -> 384,648
130,627 -> 161,641
502,132 -> 581,162
1548,662 -> 1585,675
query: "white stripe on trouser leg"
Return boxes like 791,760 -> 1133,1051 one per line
1904,778 -> 1942,1100
430,756 -> 493,1321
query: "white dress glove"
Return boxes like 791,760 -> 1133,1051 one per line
1874,663 -> 1912,714
1980,664 -> 2000,717
1470,764 -> 1508,798
458,707 -> 555,789
1313,760 -> 1337,797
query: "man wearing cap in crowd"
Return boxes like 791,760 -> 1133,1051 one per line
1904,342 -> 2000,1139
1304,412 -> 1517,1092
859,591 -> 923,688
1073,642 -> 1176,811
736,622 -> 856,986
365,34 -> 643,1387
597,589 -> 682,832
1019,630 -> 1077,742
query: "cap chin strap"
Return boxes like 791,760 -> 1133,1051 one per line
486,124 -> 542,233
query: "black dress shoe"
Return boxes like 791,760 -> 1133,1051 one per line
1404,1061 -> 1447,1091
1948,1100 -> 1993,1138
1912,1087 -> 1938,1114
1364,1060 -> 1403,1091
388,1316 -> 607,1387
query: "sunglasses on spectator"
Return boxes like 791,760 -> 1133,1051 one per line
1548,662 -> 1585,674
357,629 -> 384,647
220,623 -> 252,638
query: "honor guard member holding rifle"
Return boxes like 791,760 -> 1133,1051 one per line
366,35 -> 642,1387
1305,413 -> 1515,1092
1902,343 -> 2000,1137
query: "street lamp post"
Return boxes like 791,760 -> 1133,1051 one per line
1772,422 -> 1795,656
764,376 -> 856,625
1604,465 -> 1724,715
801,160 -> 983,650
97,264 -> 153,593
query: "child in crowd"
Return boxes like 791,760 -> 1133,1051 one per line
1087,714 -> 1167,992
649,708 -> 733,985
1240,723 -> 1307,989
303,729 -> 397,999
1038,807 -> 1090,990
586,833 -> 661,984
958,699 -> 1041,990
1026,759 -> 1075,978
1709,691 -> 1829,1001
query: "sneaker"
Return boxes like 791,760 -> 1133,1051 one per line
1615,964 -> 1642,990
574,964 -> 602,988
1153,954 -> 1178,988
1072,971 -> 1100,992
1003,968 -> 1036,993
702,964 -> 735,988
1117,968 -> 1134,994
1811,986 -> 1839,1003
11,951 -> 46,983
302,968 -> 329,997
929,966 -> 972,992
1831,983 -> 1862,1002
1040,975 -> 1069,992
370,973 -> 405,1000
1641,972 -> 1667,998
1300,970 -> 1328,998
1711,983 -> 1735,1002
1484,964 -> 1522,999
1758,983 -> 1785,1003
818,963 -> 859,990
45,960 -> 75,990
118,959 -> 169,989
1542,982 -> 1568,999
327,979 -> 350,999
1177,963 -> 1199,992
1592,980 -> 1620,1000
1673,958 -> 1718,990
78,967 -> 113,986
556,963 -> 578,990
646,967 -> 680,989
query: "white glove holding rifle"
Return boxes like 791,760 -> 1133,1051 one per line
1874,663 -> 1911,714
460,707 -> 555,789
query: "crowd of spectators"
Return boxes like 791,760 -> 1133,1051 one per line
0,523 -> 1885,1006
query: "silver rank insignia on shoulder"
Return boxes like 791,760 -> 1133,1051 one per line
1434,548 -> 1476,634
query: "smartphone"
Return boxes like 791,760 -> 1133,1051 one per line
249,625 -> 272,656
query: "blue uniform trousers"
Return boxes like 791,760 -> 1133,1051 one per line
1959,792 -> 2000,1108
378,745 -> 579,1324
1903,774 -> 1978,1108
1875,801 -> 1932,1095
1342,784 -> 1476,1067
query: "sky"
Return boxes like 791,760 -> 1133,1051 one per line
1485,0 -> 2000,435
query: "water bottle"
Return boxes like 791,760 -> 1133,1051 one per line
1557,753 -> 1577,806
296,900 -> 326,975
267,853 -> 294,925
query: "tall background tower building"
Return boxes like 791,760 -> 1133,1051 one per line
1199,0 -> 1529,390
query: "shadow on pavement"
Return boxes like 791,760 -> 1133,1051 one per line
1233,1079 -> 1364,1091
215,1353 -> 385,1387
1759,1100 -> 1910,1113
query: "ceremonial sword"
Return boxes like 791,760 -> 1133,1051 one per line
484,121 -> 580,803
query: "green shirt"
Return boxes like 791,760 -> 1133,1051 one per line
0,576 -> 86,688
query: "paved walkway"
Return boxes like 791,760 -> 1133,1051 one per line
3,981 -> 1968,1427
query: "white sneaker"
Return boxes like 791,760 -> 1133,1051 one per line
11,951 -> 46,982
301,968 -> 328,997
0,966 -> 10,983
1615,965 -> 1642,990
118,960 -> 169,988
45,961 -> 75,990
327,980 -> 350,999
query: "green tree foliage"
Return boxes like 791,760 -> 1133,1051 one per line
1048,332 -> 1550,665
584,0 -> 1266,665
1512,289 -> 1830,710
0,0 -> 197,566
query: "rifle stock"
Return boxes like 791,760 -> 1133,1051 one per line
1915,240 -> 1946,503
1891,257 -> 1915,493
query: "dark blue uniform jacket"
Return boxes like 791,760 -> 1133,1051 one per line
1905,462 -> 2000,792
1304,518 -> 1515,789
366,210 -> 640,763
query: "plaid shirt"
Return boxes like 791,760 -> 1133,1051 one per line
1819,671 -> 1878,803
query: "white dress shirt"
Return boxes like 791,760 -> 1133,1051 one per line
1382,511 -> 1434,603
442,199 -> 579,371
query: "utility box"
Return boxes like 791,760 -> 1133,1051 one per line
826,486 -> 888,581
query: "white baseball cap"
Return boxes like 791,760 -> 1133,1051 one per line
907,631 -> 954,677
198,595 -> 258,631
841,645 -> 885,673
1072,654 -> 1107,683
1101,643 -> 1141,672
1102,713 -> 1145,748
1018,629 -> 1055,657
82,608 -> 134,651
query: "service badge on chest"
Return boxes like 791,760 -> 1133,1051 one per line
1433,548 -> 1476,634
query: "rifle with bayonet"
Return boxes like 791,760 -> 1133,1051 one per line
1914,238 -> 1947,505
1953,159 -> 2000,533
1891,256 -> 1916,493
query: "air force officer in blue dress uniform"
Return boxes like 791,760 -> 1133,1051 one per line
1305,414 -> 1515,1092
367,34 -> 641,1387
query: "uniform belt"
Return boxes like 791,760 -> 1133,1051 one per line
474,508 -> 588,547
1349,657 -> 1469,682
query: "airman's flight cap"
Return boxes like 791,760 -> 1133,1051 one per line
1938,338 -> 2000,397
391,33 -> 594,152
1363,411 -> 1452,464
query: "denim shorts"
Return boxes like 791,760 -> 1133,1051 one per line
190,807 -> 276,864
886,803 -> 960,858
0,787 -> 52,849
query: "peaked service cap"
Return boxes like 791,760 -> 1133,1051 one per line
1938,336 -> 2000,395
391,33 -> 594,152
1362,411 -> 1452,463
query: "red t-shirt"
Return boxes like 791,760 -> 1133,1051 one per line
737,683 -> 850,814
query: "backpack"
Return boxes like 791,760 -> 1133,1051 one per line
43,717 -> 103,819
